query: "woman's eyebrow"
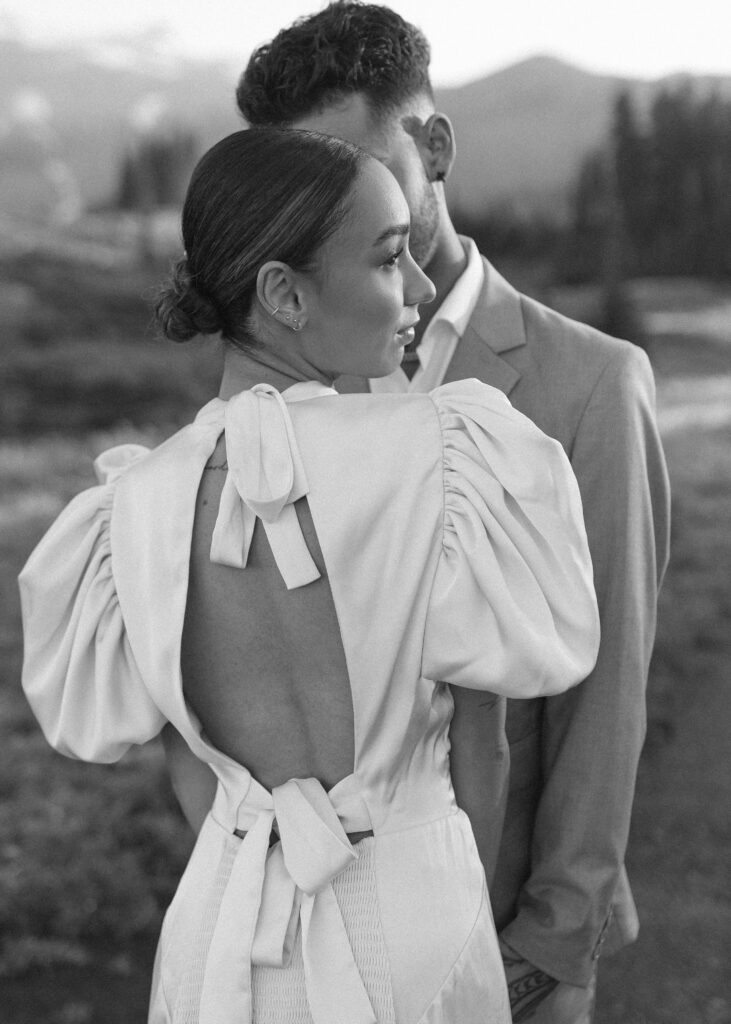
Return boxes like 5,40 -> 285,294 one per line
373,223 -> 409,245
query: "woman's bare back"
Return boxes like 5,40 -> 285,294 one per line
181,438 -> 355,792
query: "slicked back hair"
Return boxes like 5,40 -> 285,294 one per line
237,2 -> 433,127
155,128 -> 366,347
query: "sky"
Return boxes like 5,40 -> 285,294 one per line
1,0 -> 731,87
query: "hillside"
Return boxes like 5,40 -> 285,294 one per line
436,55 -> 731,215
436,56 -> 632,214
0,37 -> 243,219
2,39 -> 731,221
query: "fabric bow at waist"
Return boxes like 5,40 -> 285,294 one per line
199,776 -> 376,1024
210,383 -> 321,589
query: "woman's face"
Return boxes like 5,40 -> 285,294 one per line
298,159 -> 436,379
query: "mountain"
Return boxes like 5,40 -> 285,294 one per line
436,55 -> 731,216
0,37 -> 243,221
2,39 -> 731,223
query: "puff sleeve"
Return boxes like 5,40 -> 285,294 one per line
422,380 -> 600,698
19,444 -> 166,763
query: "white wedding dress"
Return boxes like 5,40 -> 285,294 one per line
20,379 -> 599,1024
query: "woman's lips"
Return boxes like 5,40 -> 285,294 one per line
395,319 -> 418,344
396,326 -> 415,345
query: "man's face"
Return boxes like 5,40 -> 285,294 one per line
291,93 -> 440,269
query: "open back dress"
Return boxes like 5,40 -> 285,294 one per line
20,379 -> 599,1024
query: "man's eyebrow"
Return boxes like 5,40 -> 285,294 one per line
373,223 -> 409,245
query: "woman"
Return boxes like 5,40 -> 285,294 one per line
19,128 -> 599,1024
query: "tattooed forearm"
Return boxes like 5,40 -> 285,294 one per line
500,941 -> 558,1022
507,968 -> 558,1021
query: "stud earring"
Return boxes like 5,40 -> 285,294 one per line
435,171 -> 446,183
283,312 -> 302,332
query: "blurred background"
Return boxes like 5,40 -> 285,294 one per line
1,1 -> 729,1021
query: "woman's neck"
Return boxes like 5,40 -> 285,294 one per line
218,343 -> 332,400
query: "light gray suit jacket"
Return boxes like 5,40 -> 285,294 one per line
337,256 -> 671,987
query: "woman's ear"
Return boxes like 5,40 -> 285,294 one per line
407,112 -> 456,183
256,261 -> 308,332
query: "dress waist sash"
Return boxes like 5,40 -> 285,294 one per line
199,774 -> 376,1024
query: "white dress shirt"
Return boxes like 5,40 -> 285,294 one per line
370,237 -> 484,394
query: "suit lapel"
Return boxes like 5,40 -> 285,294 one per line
443,323 -> 522,394
443,258 -> 526,397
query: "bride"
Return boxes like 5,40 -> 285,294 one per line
20,127 -> 599,1024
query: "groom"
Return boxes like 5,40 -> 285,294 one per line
165,4 -> 670,1020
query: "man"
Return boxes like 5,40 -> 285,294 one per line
164,4 -> 670,1020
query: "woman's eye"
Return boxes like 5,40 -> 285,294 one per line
383,247 -> 404,267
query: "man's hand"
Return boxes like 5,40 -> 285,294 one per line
499,938 -> 558,1022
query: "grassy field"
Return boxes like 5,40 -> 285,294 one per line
596,388 -> 731,1024
1,256 -> 729,1022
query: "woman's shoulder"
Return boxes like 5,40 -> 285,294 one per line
427,378 -> 568,468
293,380 -> 559,485
107,411 -> 223,501
328,379 -> 517,433
293,389 -> 443,448
427,378 -> 516,420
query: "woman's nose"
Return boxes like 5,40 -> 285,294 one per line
406,256 -> 436,307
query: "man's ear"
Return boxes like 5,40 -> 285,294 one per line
406,112 -> 456,183
256,261 -> 308,329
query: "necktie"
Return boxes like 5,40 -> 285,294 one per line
401,342 -> 421,381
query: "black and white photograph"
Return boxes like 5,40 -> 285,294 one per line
1,2 -> 729,1022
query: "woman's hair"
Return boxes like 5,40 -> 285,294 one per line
155,127 -> 367,346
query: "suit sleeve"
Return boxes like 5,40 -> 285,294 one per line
500,344 -> 671,985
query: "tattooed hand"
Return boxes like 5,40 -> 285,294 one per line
499,938 -> 558,1022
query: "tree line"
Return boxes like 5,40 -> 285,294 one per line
564,84 -> 731,281
455,84 -> 731,285
116,130 -> 198,212
114,85 -> 731,284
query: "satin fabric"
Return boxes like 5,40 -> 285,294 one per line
199,774 -> 376,1024
20,379 -> 600,1023
209,383 -> 321,589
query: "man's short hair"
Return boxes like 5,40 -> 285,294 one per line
237,2 -> 433,126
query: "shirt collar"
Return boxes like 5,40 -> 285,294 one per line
424,237 -> 484,343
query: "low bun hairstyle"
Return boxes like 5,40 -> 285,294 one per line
155,127 -> 367,346
155,256 -> 224,342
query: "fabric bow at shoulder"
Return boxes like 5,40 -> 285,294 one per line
210,383 -> 322,590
